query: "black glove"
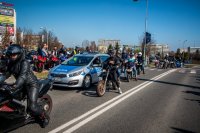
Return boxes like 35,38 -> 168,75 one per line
3,85 -> 16,96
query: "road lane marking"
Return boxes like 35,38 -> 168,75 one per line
49,69 -> 176,133
179,69 -> 185,73
190,70 -> 196,74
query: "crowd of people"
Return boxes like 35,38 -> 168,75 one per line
0,43 -> 182,128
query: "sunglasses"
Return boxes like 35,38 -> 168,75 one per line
9,53 -> 18,57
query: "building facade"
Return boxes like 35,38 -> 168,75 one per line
150,44 -> 170,56
188,46 -> 200,53
98,39 -> 121,53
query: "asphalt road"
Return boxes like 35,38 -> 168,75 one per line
3,66 -> 200,133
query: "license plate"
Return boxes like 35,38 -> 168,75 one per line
55,77 -> 61,82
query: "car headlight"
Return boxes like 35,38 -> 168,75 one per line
68,70 -> 85,77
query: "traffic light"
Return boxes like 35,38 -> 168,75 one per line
145,32 -> 151,44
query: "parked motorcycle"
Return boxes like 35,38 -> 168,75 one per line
0,78 -> 53,132
48,56 -> 59,69
96,65 -> 118,97
59,54 -> 68,63
34,55 -> 47,73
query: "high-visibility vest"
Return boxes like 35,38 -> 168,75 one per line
74,50 -> 77,55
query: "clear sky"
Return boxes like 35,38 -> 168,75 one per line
4,0 -> 200,51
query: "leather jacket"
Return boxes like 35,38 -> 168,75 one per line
4,53 -> 38,94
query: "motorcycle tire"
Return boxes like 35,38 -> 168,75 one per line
39,94 -> 52,115
96,80 -> 106,97
127,74 -> 130,82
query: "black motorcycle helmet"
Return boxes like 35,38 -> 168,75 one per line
6,44 -> 24,63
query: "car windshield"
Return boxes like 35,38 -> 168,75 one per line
61,56 -> 93,66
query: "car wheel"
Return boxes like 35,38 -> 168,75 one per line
82,75 -> 91,89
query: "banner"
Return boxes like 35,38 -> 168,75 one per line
0,25 -> 14,35
0,15 -> 14,25
0,7 -> 14,16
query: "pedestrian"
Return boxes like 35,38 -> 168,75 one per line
71,46 -> 79,56
52,46 -> 59,57
59,45 -> 65,55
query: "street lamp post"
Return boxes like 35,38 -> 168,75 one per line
183,40 -> 187,60
40,27 -> 49,49
133,0 -> 149,66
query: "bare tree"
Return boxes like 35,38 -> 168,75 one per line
16,27 -> 23,45
90,41 -> 96,52
1,26 -> 11,48
82,40 -> 90,49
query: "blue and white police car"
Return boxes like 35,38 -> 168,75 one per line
48,53 -> 109,89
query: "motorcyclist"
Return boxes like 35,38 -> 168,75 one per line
164,53 -> 169,69
0,44 -> 49,125
136,52 -> 145,74
121,47 -> 128,76
115,50 -> 123,80
127,53 -> 137,80
104,49 -> 122,94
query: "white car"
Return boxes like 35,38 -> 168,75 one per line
48,53 -> 109,89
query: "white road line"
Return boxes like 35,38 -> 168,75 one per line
179,69 -> 186,73
49,69 -> 176,133
150,69 -> 155,71
190,70 -> 196,74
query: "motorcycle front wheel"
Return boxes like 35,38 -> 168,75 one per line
39,94 -> 53,116
96,80 -> 106,97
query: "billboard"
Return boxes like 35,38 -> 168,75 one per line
0,4 -> 14,36
0,7 -> 14,16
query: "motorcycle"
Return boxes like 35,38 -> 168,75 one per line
96,65 -> 118,97
0,78 -> 53,132
125,64 -> 137,82
169,61 -> 176,68
59,54 -> 68,63
136,62 -> 143,75
33,55 -> 47,73
158,59 -> 168,69
47,56 -> 59,69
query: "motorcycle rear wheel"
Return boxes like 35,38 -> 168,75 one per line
96,80 -> 106,97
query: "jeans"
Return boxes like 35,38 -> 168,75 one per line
132,66 -> 137,77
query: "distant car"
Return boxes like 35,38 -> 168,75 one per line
48,53 -> 109,89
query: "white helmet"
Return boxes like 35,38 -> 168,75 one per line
138,52 -> 142,55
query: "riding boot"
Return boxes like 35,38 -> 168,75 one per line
118,87 -> 122,94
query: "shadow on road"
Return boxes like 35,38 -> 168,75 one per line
138,78 -> 200,90
184,98 -> 200,106
183,91 -> 200,96
171,127 -> 196,133
183,91 -> 200,106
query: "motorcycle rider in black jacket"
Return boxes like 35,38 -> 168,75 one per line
0,44 -> 49,125
104,49 -> 122,94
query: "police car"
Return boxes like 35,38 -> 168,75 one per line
48,53 -> 109,89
